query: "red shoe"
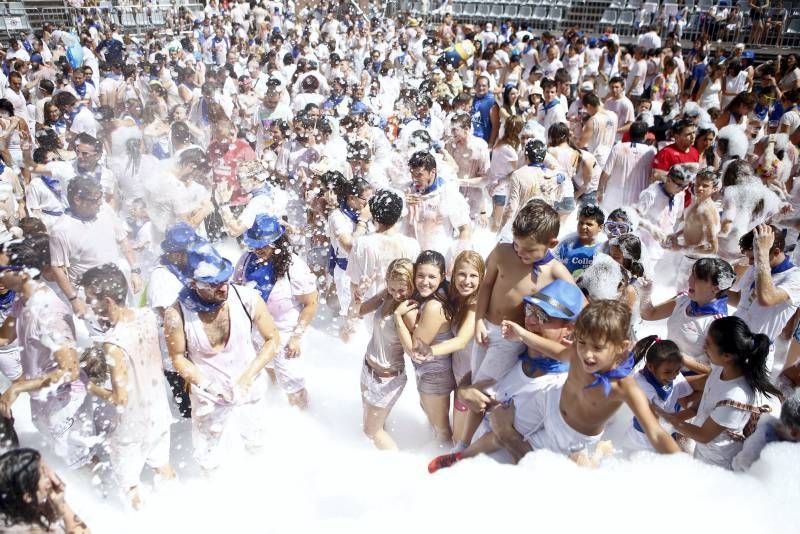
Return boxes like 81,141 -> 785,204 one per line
428,452 -> 463,473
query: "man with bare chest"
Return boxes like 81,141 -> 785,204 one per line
164,242 -> 280,471
473,200 -> 575,384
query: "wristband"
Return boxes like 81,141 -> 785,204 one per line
68,295 -> 79,301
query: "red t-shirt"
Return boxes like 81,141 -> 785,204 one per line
208,139 -> 256,206
651,143 -> 700,171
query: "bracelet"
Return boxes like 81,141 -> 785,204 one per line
68,295 -> 78,301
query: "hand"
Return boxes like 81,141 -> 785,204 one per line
70,297 -> 87,317
474,318 -> 488,345
637,277 -> 653,295
339,321 -> 356,342
215,181 -> 234,204
488,399 -> 516,435
358,202 -> 371,222
411,338 -> 433,363
394,299 -> 418,317
284,335 -> 302,358
233,374 -> 252,402
131,272 -> 142,293
201,377 -> 234,405
596,190 -> 604,204
459,380 -> 495,412
753,224 -> 775,258
476,212 -> 489,227
0,386 -> 19,418
501,319 -> 526,342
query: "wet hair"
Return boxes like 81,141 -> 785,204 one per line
512,199 -> 560,243
524,139 -> 547,164
707,317 -> 781,398
609,233 -> 644,278
633,335 -> 682,366
692,257 -> 736,296
547,122 -> 571,147
780,393 -> 800,430
170,121 -> 197,147
721,158 -> 754,187
581,93 -> 601,108
51,90 -> 78,109
671,117 -> 695,135
607,208 -> 632,225
0,448 -> 59,529
448,251 -> 485,330
81,263 -> 128,306
5,235 -> 50,278
18,217 -> 47,237
80,345 -> 108,385
327,172 -> 371,206
386,257 -> 414,292
408,150 -> 436,171
269,233 -> 294,279
177,147 -> 211,177
368,189 -> 403,227
574,299 -> 632,349
578,204 -> 605,226
450,111 -> 472,130
66,176 -> 101,205
34,128 -> 60,151
695,167 -> 720,187
629,121 -> 648,143
75,132 -> 103,154
738,224 -> 785,253
413,250 -> 454,321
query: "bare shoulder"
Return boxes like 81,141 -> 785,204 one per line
549,258 -> 575,283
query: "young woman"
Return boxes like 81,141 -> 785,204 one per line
715,92 -> 756,131
694,123 -> 718,169
234,215 -> 318,409
697,62 -> 724,110
487,116 -> 523,231
395,251 -> 456,444
0,448 -> 90,533
488,84 -> 521,146
657,316 -> 781,469
357,259 -> 415,450
640,258 -> 735,374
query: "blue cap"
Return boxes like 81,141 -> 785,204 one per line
741,50 -> 755,60
186,242 -> 233,284
588,37 -> 598,47
350,101 -> 370,115
161,222 -> 199,253
523,279 -> 584,321
242,214 -> 286,250
30,53 -> 43,64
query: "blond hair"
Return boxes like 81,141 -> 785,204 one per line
448,251 -> 486,328
386,258 -> 414,292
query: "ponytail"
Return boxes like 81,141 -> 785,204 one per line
708,317 -> 781,399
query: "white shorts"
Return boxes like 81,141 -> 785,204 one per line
514,379 -> 603,456
30,382 -> 95,469
360,363 -> 407,410
108,429 -> 171,489
190,393 -> 269,471
333,264 -> 352,317
265,335 -> 306,394
0,346 -> 21,381
471,321 -> 525,384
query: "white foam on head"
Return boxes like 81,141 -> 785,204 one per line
578,253 -> 624,300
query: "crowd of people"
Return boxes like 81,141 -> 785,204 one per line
0,0 -> 800,530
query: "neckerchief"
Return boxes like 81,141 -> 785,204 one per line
531,250 -> 555,276
542,99 -> 560,113
66,208 -> 97,223
324,94 -> 344,109
751,256 -> 795,290
641,367 -> 673,402
585,352 -> 635,397
414,175 -> 445,195
0,290 -> 15,313
243,252 -> 277,302
128,219 -> 146,240
339,202 -> 360,224
73,82 -> 87,99
754,103 -> 768,121
250,185 -> 273,200
73,160 -> 103,184
160,256 -> 190,285
40,175 -> 62,199
418,115 -> 432,128
0,161 -> 4,175
519,350 -> 569,375
178,286 -> 223,313
659,181 -> 675,211
67,104 -> 84,125
688,296 -> 728,317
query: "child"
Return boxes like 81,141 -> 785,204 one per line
81,264 -> 175,508
429,300 -> 680,471
667,168 -> 721,290
733,392 -> 800,471
621,336 -> 693,453
556,204 -> 605,277
656,316 -> 781,469
357,259 -> 414,450
474,200 -> 573,385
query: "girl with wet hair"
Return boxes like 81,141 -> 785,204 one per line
641,257 -> 736,374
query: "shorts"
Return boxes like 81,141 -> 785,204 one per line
553,196 -> 576,214
360,363 -> 407,410
108,429 -> 171,489
514,378 -> 602,456
492,195 -> 507,207
413,356 -> 456,396
576,190 -> 598,208
30,382 -> 95,469
452,343 -> 473,385
265,332 -> 306,394
472,321 -> 526,383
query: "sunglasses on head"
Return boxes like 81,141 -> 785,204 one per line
605,221 -> 632,236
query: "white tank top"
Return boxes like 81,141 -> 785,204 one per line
365,306 -> 405,372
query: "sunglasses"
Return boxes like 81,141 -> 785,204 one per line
194,280 -> 228,290
524,303 -> 551,323
605,221 -> 632,236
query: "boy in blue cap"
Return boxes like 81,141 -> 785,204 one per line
164,241 -> 281,471
432,279 -> 584,462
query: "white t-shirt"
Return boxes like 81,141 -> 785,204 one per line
666,294 -> 724,364
69,105 -> 98,138
626,59 -> 647,97
328,208 -> 357,262
25,175 -> 66,229
346,230 -> 421,300
733,264 -> 800,343
693,364 -> 756,469
625,370 -> 692,451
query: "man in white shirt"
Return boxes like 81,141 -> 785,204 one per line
604,76 -> 636,138
637,25 -> 662,50
2,72 -> 29,122
731,224 -> 800,371
626,46 -> 648,105
538,78 -> 568,132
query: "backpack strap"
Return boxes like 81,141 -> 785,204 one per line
714,399 -> 772,442
231,284 -> 254,329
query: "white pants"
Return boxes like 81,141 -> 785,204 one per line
265,331 -> 307,394
30,383 -> 95,469
334,264 -> 352,317
108,429 -> 171,489
471,321 -> 525,384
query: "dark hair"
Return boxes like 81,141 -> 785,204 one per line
75,132 -> 103,154
738,224 -> 785,253
629,121 -> 648,143
369,189 -> 403,227
609,75 -> 625,87
81,263 -> 128,305
578,204 -> 605,226
66,176 -> 102,205
18,217 -> 47,237
581,93 -> 600,108
707,317 -> 781,398
512,199 -> 560,243
607,208 -> 632,224
574,299 -> 632,348
170,121 -> 197,147
610,233 -> 645,278
540,78 -> 556,91
6,235 -> 50,276
413,250 -> 454,321
547,122 -> 571,147
51,91 -> 78,110
692,257 -> 735,297
671,117 -> 695,135
270,233 -> 294,279
334,177 -> 371,205
633,335 -> 682,366
450,111 -> 472,130
408,151 -> 436,171
0,448 -> 59,529
177,147 -> 211,177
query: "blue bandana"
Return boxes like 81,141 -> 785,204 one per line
0,290 -> 15,312
67,104 -> 84,125
66,208 -> 96,223
751,256 -> 795,290
519,350 -> 569,375
688,296 -> 728,317
324,94 -> 345,109
251,185 -> 274,200
339,202 -> 360,224
40,175 -> 62,199
160,256 -> 190,285
531,250 -> 555,276
659,181 -> 675,211
243,252 -> 277,302
73,82 -> 87,99
415,175 -> 445,195
585,352 -> 635,397
542,99 -> 560,112
641,367 -> 673,402
178,286 -> 224,313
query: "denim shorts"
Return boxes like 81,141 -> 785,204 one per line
553,196 -> 575,214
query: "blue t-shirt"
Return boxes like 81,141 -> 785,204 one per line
690,63 -> 707,96
557,235 -> 599,277
471,93 -> 496,143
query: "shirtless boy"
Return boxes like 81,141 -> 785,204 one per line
473,200 -> 574,384
431,300 -> 681,470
